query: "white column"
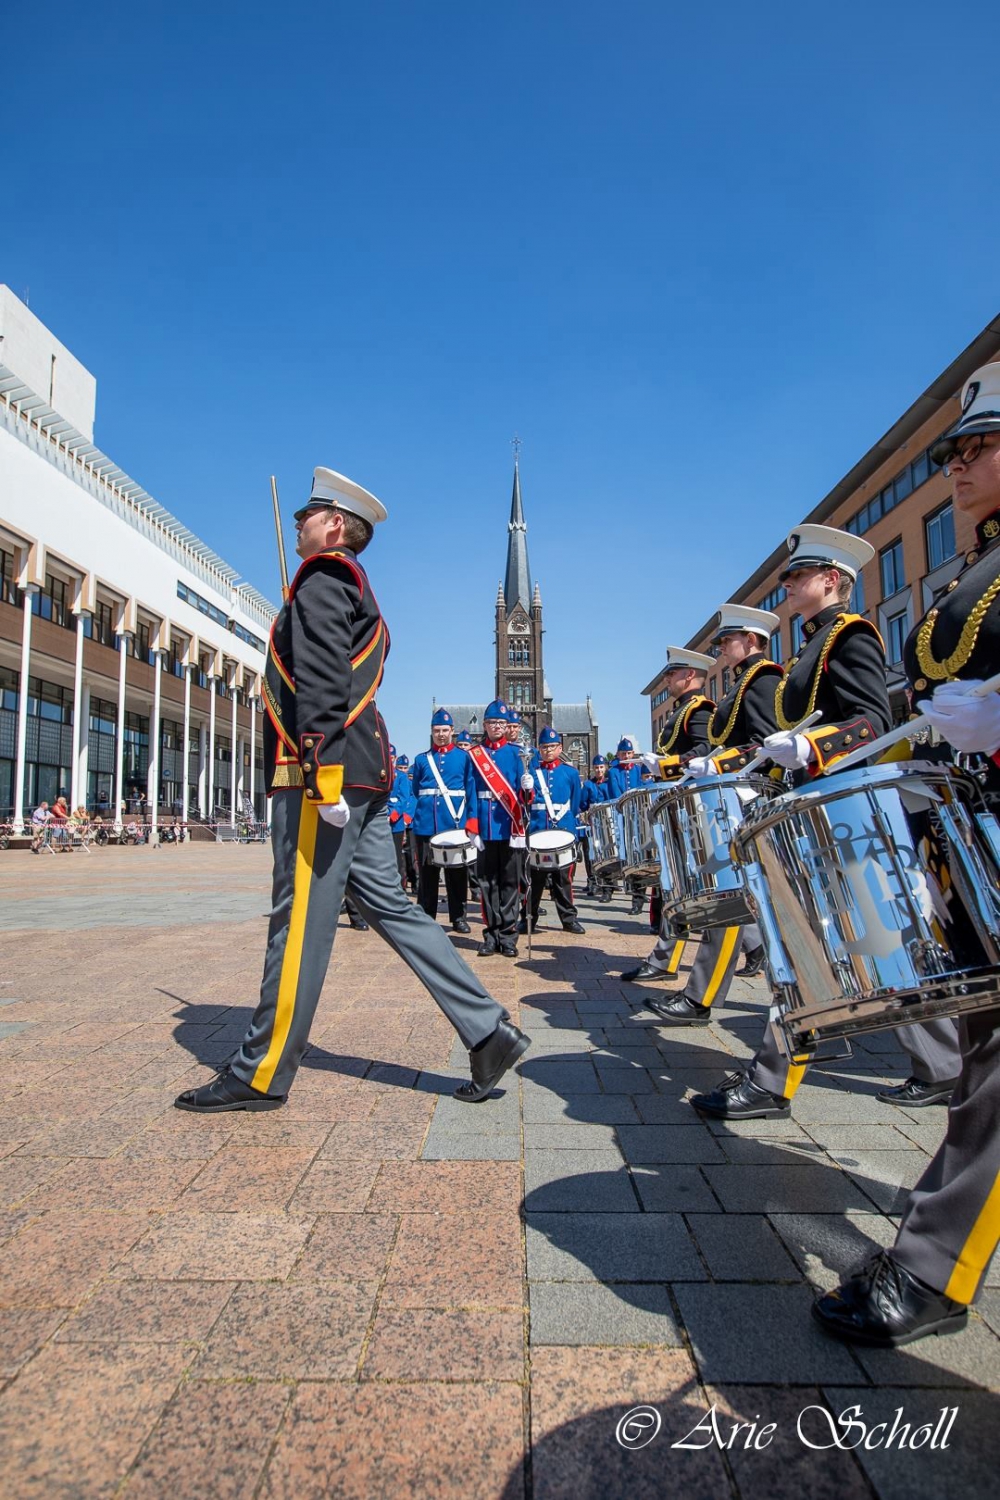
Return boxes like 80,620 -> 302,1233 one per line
113,634 -> 130,830
182,665 -> 192,827
149,652 -> 163,843
208,679 -> 216,822
12,587 -> 37,834
230,689 -> 238,826
198,721 -> 208,817
78,684 -> 91,809
70,612 -> 87,810
249,695 -> 257,818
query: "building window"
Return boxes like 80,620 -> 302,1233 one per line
1,665 -> 20,711
768,629 -> 783,664
886,610 -> 908,666
925,503 -> 957,572
92,599 -> 116,648
32,574 -> 71,629
791,616 -> 805,654
1,549 -> 21,606
28,678 -> 73,724
880,539 -> 905,599
843,435 -> 945,537
757,585 -> 786,612
850,571 -> 866,616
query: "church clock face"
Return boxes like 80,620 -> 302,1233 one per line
508,618 -> 529,634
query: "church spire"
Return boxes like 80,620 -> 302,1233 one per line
503,453 -> 532,613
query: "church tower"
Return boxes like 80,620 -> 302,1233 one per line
495,457 -> 548,745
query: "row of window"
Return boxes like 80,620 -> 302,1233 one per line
842,436 -> 942,538
177,581 -> 266,653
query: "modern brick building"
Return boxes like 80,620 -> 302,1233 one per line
643,314 -> 1000,743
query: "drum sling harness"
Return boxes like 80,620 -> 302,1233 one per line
425,752 -> 465,826
535,768 -> 570,827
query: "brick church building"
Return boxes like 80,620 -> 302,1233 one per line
434,458 -> 599,775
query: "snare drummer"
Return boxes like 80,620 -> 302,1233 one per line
522,727 -> 586,935
411,709 -> 478,934
693,523 -> 961,1120
815,362 -> 1000,1346
468,699 -> 531,958
609,738 -> 648,914
644,610 -> 782,1023
580,755 -> 613,901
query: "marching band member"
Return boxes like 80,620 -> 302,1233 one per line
522,727 -> 585,934
692,524 -> 961,1120
176,467 -> 528,1112
816,362 -> 1000,1346
455,729 -> 481,898
643,612 -> 781,1023
388,749 -> 416,892
410,709 -> 477,933
580,754 -> 613,900
609,738 -> 647,913
468,699 -> 530,958
622,648 -> 714,982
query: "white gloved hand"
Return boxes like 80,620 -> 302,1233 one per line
685,755 -> 715,777
761,730 -> 813,770
520,774 -> 535,791
639,753 -> 661,774
472,834 -> 484,852
318,801 -> 351,828
922,680 -> 1000,755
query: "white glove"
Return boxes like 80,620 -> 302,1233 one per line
921,680 -> 1000,756
318,801 -> 351,828
685,755 -> 715,777
520,774 -> 535,791
640,753 -> 661,774
472,834 -> 484,852
761,730 -> 813,770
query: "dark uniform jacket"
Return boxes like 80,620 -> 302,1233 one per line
774,607 -> 890,773
903,505 -> 1000,805
263,548 -> 391,803
655,688 -> 714,775
706,653 -> 783,771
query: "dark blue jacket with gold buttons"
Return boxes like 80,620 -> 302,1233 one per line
774,607 -> 890,773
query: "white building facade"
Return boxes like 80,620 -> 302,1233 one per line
0,286 -> 276,833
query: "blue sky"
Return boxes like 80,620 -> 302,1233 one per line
6,2 -> 1000,754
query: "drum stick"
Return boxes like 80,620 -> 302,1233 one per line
820,670 -> 1000,777
677,710 -> 824,785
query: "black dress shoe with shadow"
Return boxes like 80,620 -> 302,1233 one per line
349,917 -> 370,932
175,1069 -> 285,1114
562,920 -> 585,935
454,1018 -> 531,1103
499,942 -> 518,959
739,944 -> 766,978
451,918 -> 471,934
621,961 -> 671,983
478,936 -> 498,956
689,1070 -> 791,1120
813,1250 -> 968,1347
876,1076 -> 958,1108
647,993 -> 711,1026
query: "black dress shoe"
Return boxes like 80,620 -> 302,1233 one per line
740,944 -> 766,978
499,943 -> 518,959
517,917 -> 529,934
562,920 -> 585,934
621,961 -> 671,983
478,937 -> 498,956
647,993 -> 712,1026
455,1019 -> 532,1103
451,918 -> 471,934
689,1070 -> 791,1119
349,918 -> 370,932
630,898 -> 645,915
813,1251 -> 968,1347
537,905 -> 548,916
175,1069 -> 285,1113
876,1076 -> 958,1108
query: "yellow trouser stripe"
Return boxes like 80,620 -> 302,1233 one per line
251,801 -> 319,1093
701,926 -> 740,1008
944,1170 -> 1000,1304
666,939 -> 685,975
783,1061 -> 809,1098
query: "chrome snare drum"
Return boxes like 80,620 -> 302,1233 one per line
734,762 -> 1000,1055
619,786 -> 666,885
527,829 -> 577,870
584,800 -> 625,874
650,773 -> 774,932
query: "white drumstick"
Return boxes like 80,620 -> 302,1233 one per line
672,709 -> 824,787
820,670 -> 1000,777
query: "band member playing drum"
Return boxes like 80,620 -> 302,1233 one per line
815,362 -> 1000,1346
410,709 -> 478,933
468,700 -> 530,958
521,727 -> 585,935
609,738 -> 648,913
622,648 -> 714,983
645,607 -> 782,1023
580,755 -> 613,901
692,523 -> 960,1120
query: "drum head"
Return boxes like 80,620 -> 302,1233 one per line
530,830 -> 575,852
430,830 -> 468,848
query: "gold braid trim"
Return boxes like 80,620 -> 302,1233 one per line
773,616 -> 872,731
658,695 -> 710,753
915,572 -> 1000,681
708,660 -> 780,747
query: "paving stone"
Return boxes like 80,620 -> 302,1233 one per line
801,1122 -> 924,1152
978,1292 -> 1000,1336
199,1281 -> 377,1379
524,1150 -> 637,1212
382,1211 -> 523,1308
117,1212 -> 313,1281
852,1315 -> 1000,1388
56,1281 -> 234,1344
1,1209 -> 154,1307
828,1148 -> 930,1213
530,1280 -> 682,1346
363,1306 -> 523,1380
525,1212 -> 705,1283
632,1166 -> 722,1214
769,1212 -> 899,1292
368,1160 -> 522,1215
616,1125 -> 726,1165
687,1214 -> 800,1281
520,1057 -> 602,1093
422,1133 -> 521,1160
521,1090 -> 641,1125
674,1284 -> 861,1382
714,1134 -> 829,1165
705,1384 -> 873,1500
523,1122 -> 618,1150
822,1386 -> 1000,1498
0,1308 -> 66,1378
633,1093 -> 706,1125
704,1163 -> 878,1214
125,1380 -> 292,1500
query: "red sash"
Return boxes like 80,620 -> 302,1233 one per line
469,744 -> 525,837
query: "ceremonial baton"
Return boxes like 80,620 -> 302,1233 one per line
270,475 -> 290,602
819,672 -> 1000,777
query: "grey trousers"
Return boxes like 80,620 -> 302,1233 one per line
646,919 -> 761,1007
231,790 -> 506,1096
893,1008 -> 1000,1302
749,1013 -> 962,1098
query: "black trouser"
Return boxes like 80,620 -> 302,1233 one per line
393,833 -> 407,886
342,893 -> 365,925
414,835 -> 469,924
477,839 -> 520,943
530,864 -> 578,926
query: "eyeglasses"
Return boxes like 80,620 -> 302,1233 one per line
942,433 -> 995,475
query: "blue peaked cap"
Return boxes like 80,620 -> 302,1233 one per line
592,755 -> 608,766
538,726 -> 562,745
396,754 -> 409,768
431,709 -> 453,727
617,737 -> 635,753
484,700 -> 509,721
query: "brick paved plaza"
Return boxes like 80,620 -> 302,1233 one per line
2,843 -> 1000,1498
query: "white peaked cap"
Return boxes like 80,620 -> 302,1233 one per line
663,645 -> 715,672
929,362 -> 1000,465
780,523 -> 874,581
712,603 -> 780,643
309,467 -> 388,527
